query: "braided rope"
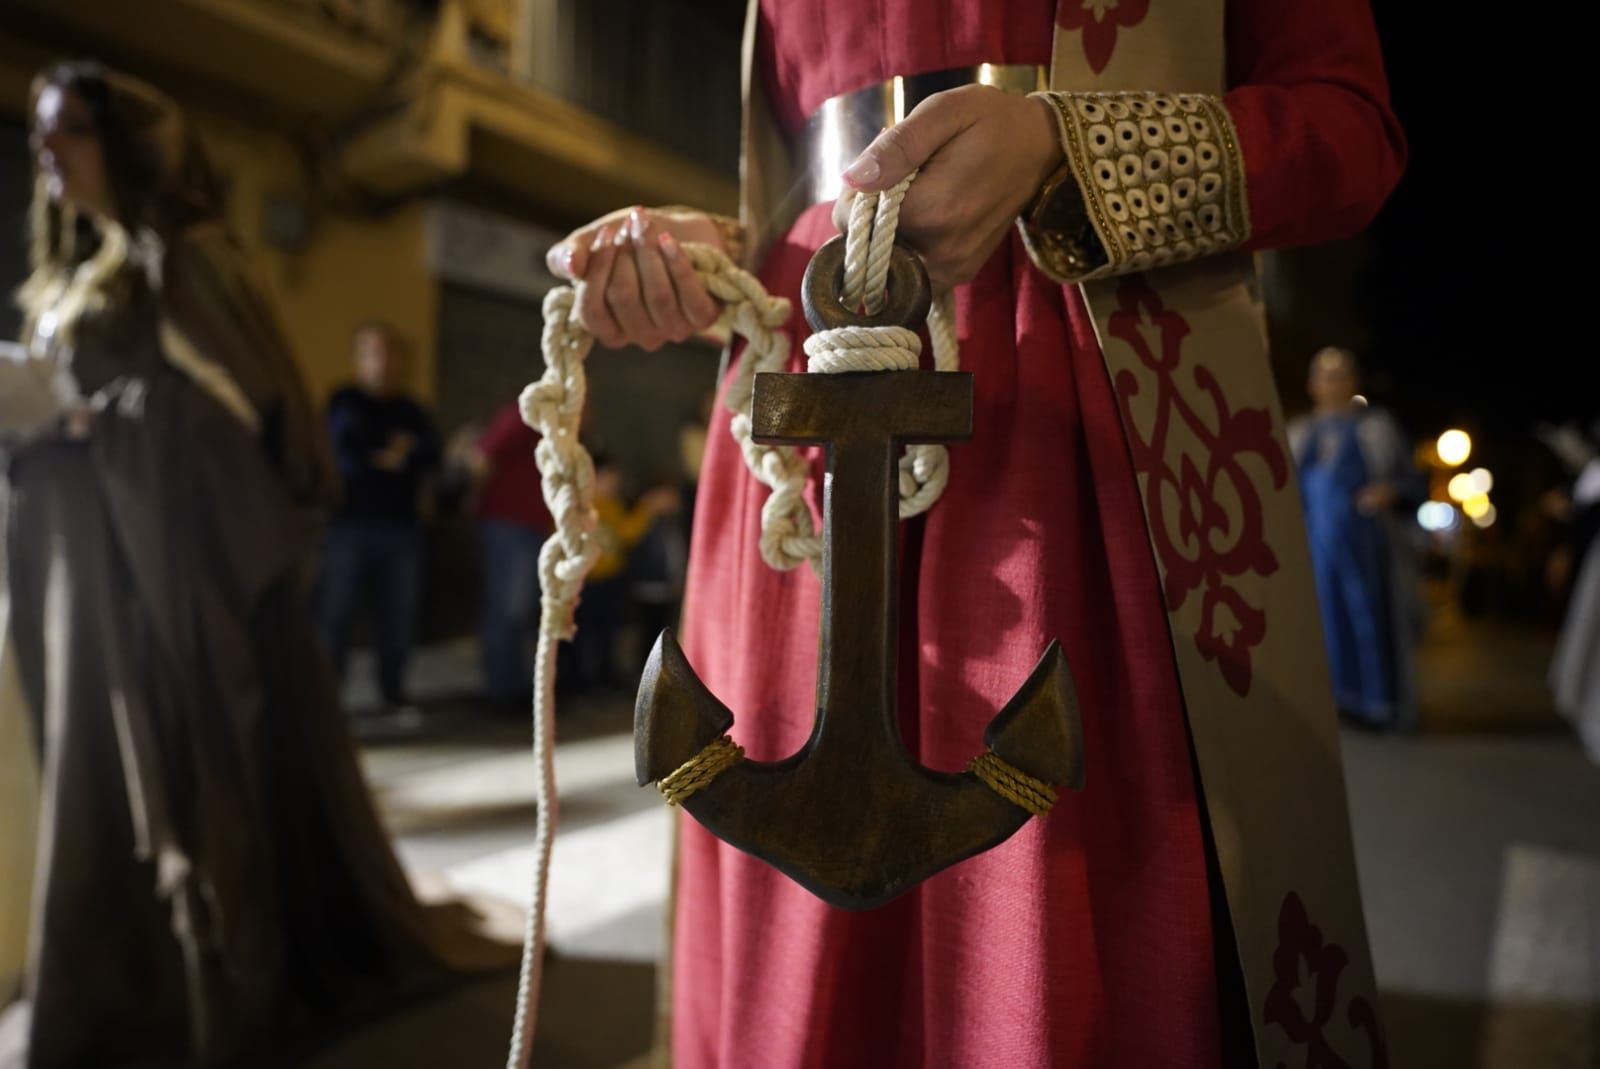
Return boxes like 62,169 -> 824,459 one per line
968,751 -> 1058,817
828,174 -> 961,521
507,175 -> 959,1067
657,735 -> 746,806
732,173 -> 963,573
504,286 -> 601,1069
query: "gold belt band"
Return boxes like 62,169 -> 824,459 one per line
802,64 -> 1048,204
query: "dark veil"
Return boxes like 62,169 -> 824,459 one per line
28,61 -> 336,511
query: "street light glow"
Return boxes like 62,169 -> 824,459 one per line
1463,493 -> 1492,519
1417,501 -> 1458,532
1469,467 -> 1494,495
1437,429 -> 1472,467
1447,473 -> 1476,502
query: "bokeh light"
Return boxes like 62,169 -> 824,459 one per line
1417,501 -> 1459,532
1462,493 -> 1492,520
1436,429 -> 1472,467
1447,473 -> 1476,502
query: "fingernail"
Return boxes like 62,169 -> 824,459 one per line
658,231 -> 679,260
629,208 -> 647,242
613,227 -> 629,248
590,226 -> 611,252
547,242 -> 572,277
843,154 -> 879,187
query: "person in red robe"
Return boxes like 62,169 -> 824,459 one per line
545,1 -> 1404,1064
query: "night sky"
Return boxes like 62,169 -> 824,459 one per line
1365,5 -> 1592,443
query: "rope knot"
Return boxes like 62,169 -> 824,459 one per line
803,324 -> 921,374
729,169 -> 962,555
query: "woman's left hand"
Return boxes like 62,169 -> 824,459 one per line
831,85 -> 1064,293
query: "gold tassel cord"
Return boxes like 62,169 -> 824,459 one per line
968,750 -> 1057,817
658,735 -> 745,806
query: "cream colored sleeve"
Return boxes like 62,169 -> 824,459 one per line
1018,91 -> 1251,283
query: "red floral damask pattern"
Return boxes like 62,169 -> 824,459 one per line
1105,276 -> 1287,696
1264,893 -> 1388,1069
1056,0 -> 1151,75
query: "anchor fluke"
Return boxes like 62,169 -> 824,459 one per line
985,640 -> 1084,793
635,629 -> 733,788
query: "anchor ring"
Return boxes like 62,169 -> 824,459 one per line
801,235 -> 933,334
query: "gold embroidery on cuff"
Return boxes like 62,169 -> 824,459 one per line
1023,91 -> 1250,282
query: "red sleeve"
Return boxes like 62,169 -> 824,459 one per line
1224,0 -> 1407,251
477,403 -> 536,463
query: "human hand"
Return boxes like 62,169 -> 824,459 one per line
62,403 -> 94,441
372,431 -> 415,472
547,207 -> 726,351
831,86 -> 1064,293
642,486 -> 682,515
1354,483 -> 1396,515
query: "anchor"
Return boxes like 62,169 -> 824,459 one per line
634,238 -> 1084,911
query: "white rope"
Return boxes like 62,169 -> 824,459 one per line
809,173 -> 961,529
505,286 -> 601,1069
741,172 -> 963,571
506,175 -> 959,1067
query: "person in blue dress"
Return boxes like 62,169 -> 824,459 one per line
1289,347 -> 1423,729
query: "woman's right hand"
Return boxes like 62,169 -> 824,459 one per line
546,207 -> 727,352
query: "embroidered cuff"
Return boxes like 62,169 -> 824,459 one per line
1020,91 -> 1250,283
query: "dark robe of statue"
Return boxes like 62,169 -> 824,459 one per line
0,64 -> 509,1068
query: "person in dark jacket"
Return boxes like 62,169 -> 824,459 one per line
318,322 -> 440,713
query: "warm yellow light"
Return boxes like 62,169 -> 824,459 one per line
1469,467 -> 1494,495
1447,473 -> 1477,502
1470,504 -> 1498,529
1437,429 -> 1472,467
1462,493 -> 1492,519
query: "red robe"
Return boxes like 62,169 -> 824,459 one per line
675,2 -> 1404,1066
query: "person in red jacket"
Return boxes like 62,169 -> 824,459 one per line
545,1 -> 1405,1064
464,400 -> 553,707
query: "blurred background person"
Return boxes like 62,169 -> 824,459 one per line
623,396 -> 713,675
676,391 -> 714,513
628,477 -> 691,675
1551,421 -> 1600,763
318,321 -> 441,717
0,61 -> 505,1068
1537,421 -> 1600,618
459,398 -> 550,709
1290,346 -> 1424,730
576,453 -> 677,693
